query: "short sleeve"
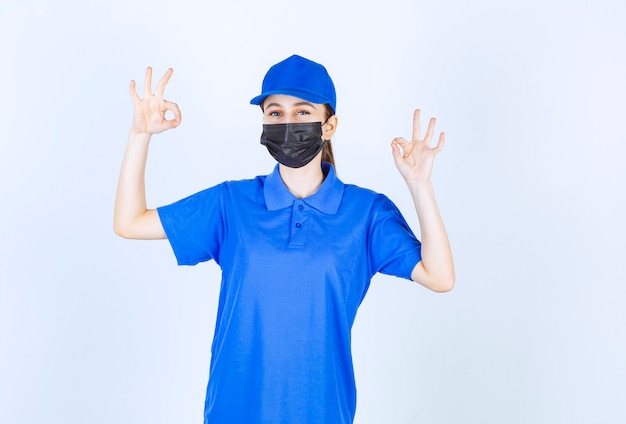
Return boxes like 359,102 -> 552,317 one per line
157,183 -> 226,266
369,195 -> 422,280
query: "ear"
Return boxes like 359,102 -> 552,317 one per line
322,115 -> 338,140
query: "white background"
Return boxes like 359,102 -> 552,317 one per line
1,0 -> 625,423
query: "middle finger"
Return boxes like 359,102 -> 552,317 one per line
412,109 -> 422,142
155,68 -> 173,98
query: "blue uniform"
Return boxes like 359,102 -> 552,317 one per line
157,162 -> 421,423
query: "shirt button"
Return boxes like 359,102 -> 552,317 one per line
295,223 -> 302,228
298,205 -> 304,210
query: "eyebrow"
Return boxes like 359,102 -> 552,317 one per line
264,101 -> 317,109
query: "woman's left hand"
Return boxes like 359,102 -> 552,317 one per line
391,109 -> 454,292
391,109 -> 445,185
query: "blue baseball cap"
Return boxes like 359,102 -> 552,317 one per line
250,54 -> 337,113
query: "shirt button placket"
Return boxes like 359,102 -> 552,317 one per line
289,200 -> 307,247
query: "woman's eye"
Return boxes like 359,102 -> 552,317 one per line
296,110 -> 310,116
269,111 -> 281,117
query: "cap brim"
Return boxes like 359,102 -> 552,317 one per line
250,89 -> 332,108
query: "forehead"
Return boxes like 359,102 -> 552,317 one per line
263,94 -> 321,109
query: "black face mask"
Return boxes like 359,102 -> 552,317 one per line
260,122 -> 324,168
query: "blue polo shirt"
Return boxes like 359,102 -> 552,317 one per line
157,162 -> 421,424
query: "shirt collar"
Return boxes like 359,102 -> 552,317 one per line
264,162 -> 344,214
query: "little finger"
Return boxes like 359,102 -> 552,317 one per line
129,80 -> 140,102
433,132 -> 445,152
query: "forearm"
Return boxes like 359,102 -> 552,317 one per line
113,131 -> 164,239
407,181 -> 455,292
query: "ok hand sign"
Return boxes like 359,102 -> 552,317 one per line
129,67 -> 182,135
391,109 -> 445,185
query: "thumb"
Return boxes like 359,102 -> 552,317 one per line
391,137 -> 411,159
162,118 -> 181,130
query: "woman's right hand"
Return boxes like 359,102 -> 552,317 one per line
129,67 -> 182,135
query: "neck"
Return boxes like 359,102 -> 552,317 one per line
278,158 -> 325,199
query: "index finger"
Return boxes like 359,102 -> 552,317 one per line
155,68 -> 174,98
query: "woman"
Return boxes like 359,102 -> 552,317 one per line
114,54 -> 454,423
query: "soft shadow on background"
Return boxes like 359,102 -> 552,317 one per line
1,1 -> 624,423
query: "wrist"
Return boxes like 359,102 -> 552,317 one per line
128,129 -> 153,143
406,179 -> 435,201
406,178 -> 433,191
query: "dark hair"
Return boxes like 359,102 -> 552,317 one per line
322,104 -> 336,169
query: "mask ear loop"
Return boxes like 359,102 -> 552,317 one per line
321,118 -> 330,141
